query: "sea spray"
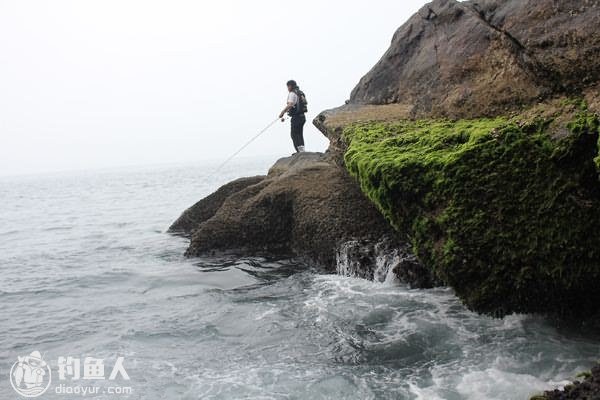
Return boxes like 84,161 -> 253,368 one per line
335,238 -> 437,287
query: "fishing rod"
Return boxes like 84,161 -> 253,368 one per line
207,116 -> 284,179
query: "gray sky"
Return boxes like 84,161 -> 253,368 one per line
0,0 -> 428,176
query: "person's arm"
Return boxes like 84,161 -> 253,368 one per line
279,102 -> 294,119
279,92 -> 297,119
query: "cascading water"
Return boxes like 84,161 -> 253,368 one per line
336,238 -> 437,287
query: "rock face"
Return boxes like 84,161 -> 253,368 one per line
349,0 -> 600,118
172,0 -> 600,319
170,2 -> 600,396
336,238 -> 439,288
309,0 -> 600,320
170,176 -> 265,234
171,153 -> 420,274
342,106 -> 600,318
538,364 -> 600,400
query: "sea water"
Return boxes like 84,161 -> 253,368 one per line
0,158 -> 598,400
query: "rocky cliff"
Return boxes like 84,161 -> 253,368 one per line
349,0 -> 600,118
342,104 -> 600,318
170,153 -> 436,285
172,0 -> 600,318
170,1 -> 600,397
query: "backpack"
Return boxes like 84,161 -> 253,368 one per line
289,88 -> 308,116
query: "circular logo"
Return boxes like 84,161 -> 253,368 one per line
10,351 -> 52,398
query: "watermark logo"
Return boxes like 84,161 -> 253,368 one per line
10,351 -> 52,398
9,352 -> 132,397
56,356 -> 129,381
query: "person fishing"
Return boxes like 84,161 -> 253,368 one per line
279,80 -> 308,153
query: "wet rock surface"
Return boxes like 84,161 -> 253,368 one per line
175,153 -> 409,271
538,364 -> 600,400
336,238 -> 438,288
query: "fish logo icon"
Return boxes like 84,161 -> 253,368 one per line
10,351 -> 52,397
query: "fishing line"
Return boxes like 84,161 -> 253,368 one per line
207,116 -> 283,179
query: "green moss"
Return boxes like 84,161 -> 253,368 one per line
343,111 -> 600,316
575,370 -> 592,379
560,97 -> 589,111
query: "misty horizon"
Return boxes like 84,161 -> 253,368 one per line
0,0 -> 428,177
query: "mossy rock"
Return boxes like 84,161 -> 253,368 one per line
343,105 -> 600,317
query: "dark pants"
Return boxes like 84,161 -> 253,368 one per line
290,114 -> 306,152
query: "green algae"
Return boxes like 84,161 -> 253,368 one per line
343,111 -> 600,316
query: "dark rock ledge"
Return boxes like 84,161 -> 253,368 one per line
169,152 -> 435,286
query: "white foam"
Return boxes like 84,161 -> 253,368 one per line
456,368 -> 559,400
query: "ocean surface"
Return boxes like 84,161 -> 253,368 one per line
0,158 -> 598,400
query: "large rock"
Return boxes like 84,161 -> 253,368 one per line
349,0 -> 600,118
342,104 -> 600,318
172,0 -> 600,322
169,176 -> 265,234
174,153 -> 411,271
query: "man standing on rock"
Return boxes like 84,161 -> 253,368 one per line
279,80 -> 307,153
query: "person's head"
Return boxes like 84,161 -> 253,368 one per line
286,80 -> 297,92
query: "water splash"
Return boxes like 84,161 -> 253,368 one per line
336,238 -> 436,288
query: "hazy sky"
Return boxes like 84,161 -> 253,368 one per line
0,0 -> 428,176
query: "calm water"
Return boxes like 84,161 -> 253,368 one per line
0,158 -> 598,400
